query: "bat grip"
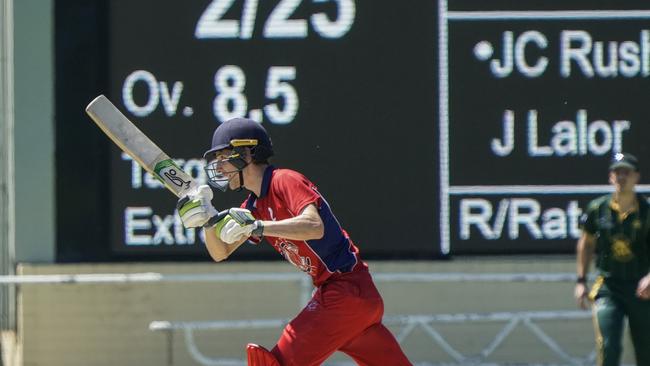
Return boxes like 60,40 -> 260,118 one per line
204,210 -> 229,228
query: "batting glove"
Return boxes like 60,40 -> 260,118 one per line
214,208 -> 263,244
176,185 -> 218,228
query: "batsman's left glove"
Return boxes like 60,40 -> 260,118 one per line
214,208 -> 264,244
176,185 -> 219,228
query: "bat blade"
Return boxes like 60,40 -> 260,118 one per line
85,95 -> 196,198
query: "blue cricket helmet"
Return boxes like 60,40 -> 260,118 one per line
203,118 -> 274,162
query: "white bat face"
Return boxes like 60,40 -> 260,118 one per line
85,95 -> 197,198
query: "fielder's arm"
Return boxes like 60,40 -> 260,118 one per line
637,273 -> 650,299
576,232 -> 596,280
575,231 -> 596,308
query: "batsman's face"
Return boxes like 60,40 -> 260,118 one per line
214,149 -> 242,189
609,167 -> 639,193
204,149 -> 241,191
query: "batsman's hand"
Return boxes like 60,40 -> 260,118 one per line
176,185 -> 218,228
214,208 -> 263,244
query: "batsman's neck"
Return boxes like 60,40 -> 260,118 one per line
244,163 -> 270,197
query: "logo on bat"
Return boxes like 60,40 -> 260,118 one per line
154,159 -> 191,188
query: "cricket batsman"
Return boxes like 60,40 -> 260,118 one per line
176,118 -> 413,366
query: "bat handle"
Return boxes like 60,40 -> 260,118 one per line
204,210 -> 229,228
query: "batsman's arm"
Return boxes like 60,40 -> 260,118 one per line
204,226 -> 248,262
202,204 -> 324,262
257,204 -> 324,241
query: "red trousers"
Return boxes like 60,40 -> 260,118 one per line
271,269 -> 412,366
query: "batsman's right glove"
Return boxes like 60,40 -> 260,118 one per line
176,185 -> 219,228
214,208 -> 264,244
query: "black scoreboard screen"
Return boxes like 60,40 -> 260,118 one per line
103,0 -> 650,257
441,2 -> 650,254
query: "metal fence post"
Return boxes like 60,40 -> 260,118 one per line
0,0 -> 16,332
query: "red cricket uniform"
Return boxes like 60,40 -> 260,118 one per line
242,166 -> 412,366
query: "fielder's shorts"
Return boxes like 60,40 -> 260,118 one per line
591,277 -> 650,366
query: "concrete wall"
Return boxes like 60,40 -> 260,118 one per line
15,259 -> 636,366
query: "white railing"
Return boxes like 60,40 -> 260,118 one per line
0,272 -> 588,308
0,272 -> 590,285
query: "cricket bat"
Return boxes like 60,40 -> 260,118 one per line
85,95 -> 197,198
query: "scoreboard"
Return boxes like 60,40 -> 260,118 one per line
442,1 -> 650,254
101,0 -> 650,257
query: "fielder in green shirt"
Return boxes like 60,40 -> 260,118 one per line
576,153 -> 650,366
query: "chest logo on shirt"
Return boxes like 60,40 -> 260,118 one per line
277,240 -> 315,275
610,234 -> 634,262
